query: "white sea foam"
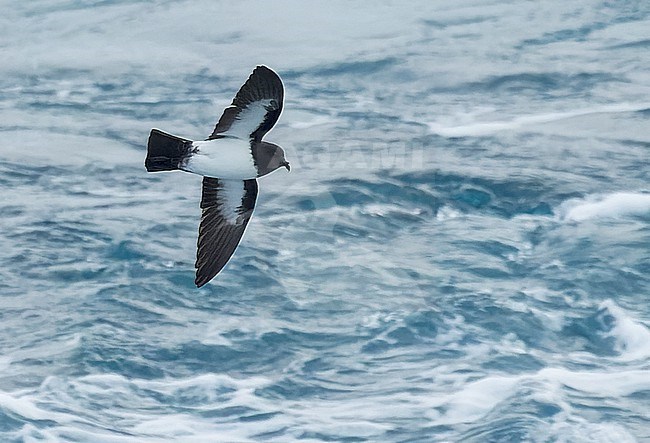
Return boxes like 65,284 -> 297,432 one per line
419,366 -> 648,440
288,115 -> 334,129
548,421 -> 638,443
1,372 -> 280,442
559,192 -> 650,222
2,130 -> 142,167
427,103 -> 650,137
436,205 -> 463,221
0,390 -> 86,425
426,375 -> 521,424
540,367 -> 650,397
599,299 -> 650,361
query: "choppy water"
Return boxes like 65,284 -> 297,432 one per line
1,1 -> 649,442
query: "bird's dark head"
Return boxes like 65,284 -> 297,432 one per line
253,141 -> 290,176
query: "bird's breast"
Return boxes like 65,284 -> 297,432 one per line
182,138 -> 258,179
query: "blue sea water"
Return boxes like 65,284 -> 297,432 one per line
1,0 -> 649,441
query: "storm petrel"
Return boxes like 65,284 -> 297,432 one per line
145,65 -> 289,287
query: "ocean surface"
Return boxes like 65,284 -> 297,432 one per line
1,1 -> 649,441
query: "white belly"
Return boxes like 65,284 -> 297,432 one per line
183,138 -> 257,179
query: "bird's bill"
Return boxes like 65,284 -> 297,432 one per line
282,161 -> 291,172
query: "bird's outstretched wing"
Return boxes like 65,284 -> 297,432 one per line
195,177 -> 258,287
208,65 -> 284,142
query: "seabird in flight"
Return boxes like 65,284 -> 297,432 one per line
145,65 -> 289,287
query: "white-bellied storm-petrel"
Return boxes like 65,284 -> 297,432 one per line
145,65 -> 290,287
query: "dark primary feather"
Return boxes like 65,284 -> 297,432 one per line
208,65 -> 284,142
195,177 -> 258,287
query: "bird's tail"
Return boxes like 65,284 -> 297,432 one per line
145,129 -> 194,172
